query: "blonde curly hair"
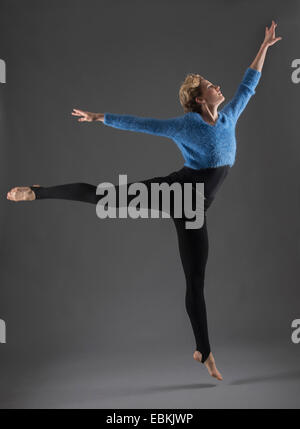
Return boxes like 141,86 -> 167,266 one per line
179,73 -> 204,113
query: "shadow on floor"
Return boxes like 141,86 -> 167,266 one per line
131,383 -> 217,395
98,382 -> 217,400
229,369 -> 300,386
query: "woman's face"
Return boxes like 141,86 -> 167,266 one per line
196,78 -> 225,107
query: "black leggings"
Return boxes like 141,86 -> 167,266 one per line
31,165 -> 230,363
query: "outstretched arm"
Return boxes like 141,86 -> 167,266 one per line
221,20 -> 282,121
103,113 -> 184,138
71,110 -> 183,139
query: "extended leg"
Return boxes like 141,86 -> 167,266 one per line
22,171 -> 180,212
8,170 -> 180,213
31,183 -> 98,204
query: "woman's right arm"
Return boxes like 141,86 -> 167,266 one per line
71,109 -> 183,139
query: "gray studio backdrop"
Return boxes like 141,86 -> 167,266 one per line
0,0 -> 299,409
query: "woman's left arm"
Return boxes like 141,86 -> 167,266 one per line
250,20 -> 282,72
222,20 -> 282,120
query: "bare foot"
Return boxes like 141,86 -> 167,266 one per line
193,351 -> 223,381
7,185 -> 40,202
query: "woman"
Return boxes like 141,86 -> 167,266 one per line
7,21 -> 282,381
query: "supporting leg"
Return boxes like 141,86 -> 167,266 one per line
173,215 -> 211,363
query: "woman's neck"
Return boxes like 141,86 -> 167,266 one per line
200,104 -> 219,123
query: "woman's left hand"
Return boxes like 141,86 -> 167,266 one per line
263,20 -> 282,47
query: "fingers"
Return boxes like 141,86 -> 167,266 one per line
271,37 -> 282,45
71,108 -> 88,122
270,20 -> 282,44
264,20 -> 282,46
266,20 -> 277,32
71,108 -> 87,117
72,109 -> 84,117
271,20 -> 277,33
73,114 -> 87,121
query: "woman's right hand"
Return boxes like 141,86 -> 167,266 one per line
71,109 -> 104,122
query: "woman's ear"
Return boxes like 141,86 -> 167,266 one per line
195,96 -> 204,105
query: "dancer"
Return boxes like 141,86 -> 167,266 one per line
7,21 -> 282,380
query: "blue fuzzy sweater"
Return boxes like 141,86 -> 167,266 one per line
103,67 -> 261,169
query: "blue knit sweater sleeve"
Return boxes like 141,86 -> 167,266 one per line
103,113 -> 183,138
221,67 -> 261,121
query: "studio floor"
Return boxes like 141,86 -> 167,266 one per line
0,340 -> 299,409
